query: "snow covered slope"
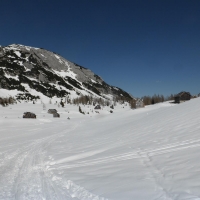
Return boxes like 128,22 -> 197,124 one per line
0,44 -> 132,101
0,98 -> 200,199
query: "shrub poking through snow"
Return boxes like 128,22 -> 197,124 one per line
110,105 -> 114,109
0,97 -> 15,106
94,105 -> 101,109
60,100 -> 64,107
79,106 -> 85,114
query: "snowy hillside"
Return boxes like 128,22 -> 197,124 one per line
1,97 -> 200,199
0,44 -> 132,101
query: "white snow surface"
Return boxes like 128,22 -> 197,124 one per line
14,51 -> 21,57
1,98 -> 200,199
4,73 -> 19,81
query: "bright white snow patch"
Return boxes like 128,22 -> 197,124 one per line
55,54 -> 64,64
91,79 -> 97,83
52,69 -> 78,80
40,54 -> 46,58
4,73 -> 19,81
7,55 -> 15,59
0,88 -> 21,97
14,51 -> 21,57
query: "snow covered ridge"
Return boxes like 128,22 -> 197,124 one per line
0,44 -> 132,101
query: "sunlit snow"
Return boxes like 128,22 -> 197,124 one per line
0,97 -> 200,199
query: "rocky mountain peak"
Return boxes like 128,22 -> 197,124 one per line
0,44 -> 132,101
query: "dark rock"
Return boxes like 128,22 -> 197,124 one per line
48,109 -> 58,114
94,105 -> 101,109
53,113 -> 60,118
23,112 -> 36,118
110,105 -> 114,109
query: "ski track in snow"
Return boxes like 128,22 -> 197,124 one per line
0,123 -> 107,200
52,138 -> 200,169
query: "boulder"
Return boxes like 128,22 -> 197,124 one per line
23,112 -> 36,118
53,113 -> 60,118
48,109 -> 58,114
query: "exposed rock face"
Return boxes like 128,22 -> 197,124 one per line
0,44 -> 132,100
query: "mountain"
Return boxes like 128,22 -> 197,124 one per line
0,44 -> 132,101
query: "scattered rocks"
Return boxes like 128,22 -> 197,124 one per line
48,109 -> 60,118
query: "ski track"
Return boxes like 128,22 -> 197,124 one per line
137,151 -> 173,200
0,123 -> 108,200
52,138 -> 200,169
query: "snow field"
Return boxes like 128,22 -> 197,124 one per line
0,98 -> 200,199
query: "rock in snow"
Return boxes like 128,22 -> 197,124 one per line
23,112 -> 36,118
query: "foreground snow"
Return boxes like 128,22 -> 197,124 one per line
1,98 -> 200,199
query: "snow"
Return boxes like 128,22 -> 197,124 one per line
55,54 -> 64,64
25,47 -> 30,51
14,51 -> 21,57
4,73 -> 19,81
25,76 -> 39,82
91,79 -> 97,83
0,88 -> 22,97
52,69 -> 77,80
41,54 -> 46,58
0,98 -> 200,199
7,55 -> 15,59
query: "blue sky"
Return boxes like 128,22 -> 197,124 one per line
1,0 -> 200,97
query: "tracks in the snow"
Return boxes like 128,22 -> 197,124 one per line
0,131 -> 62,199
0,123 -> 81,200
54,138 -> 200,169
0,121 -> 109,200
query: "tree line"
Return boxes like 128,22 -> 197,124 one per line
0,97 -> 15,106
141,94 -> 174,106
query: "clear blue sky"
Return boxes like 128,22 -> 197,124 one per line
1,0 -> 200,97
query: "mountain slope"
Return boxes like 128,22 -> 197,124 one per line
0,44 -> 132,100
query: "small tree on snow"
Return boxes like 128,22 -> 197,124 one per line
79,106 -> 84,114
